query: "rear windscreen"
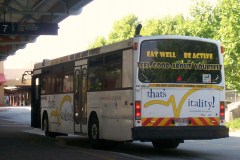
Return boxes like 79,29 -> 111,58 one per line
138,39 -> 222,84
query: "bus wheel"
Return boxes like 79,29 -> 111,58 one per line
152,139 -> 180,150
89,116 -> 101,148
42,114 -> 56,138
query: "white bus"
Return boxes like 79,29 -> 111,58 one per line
29,35 -> 229,149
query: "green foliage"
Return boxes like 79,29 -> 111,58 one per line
188,0 -> 218,38
88,36 -> 107,49
226,118 -> 240,131
141,15 -> 189,36
107,14 -> 139,44
89,0 -> 240,91
214,0 -> 240,90
88,14 -> 138,48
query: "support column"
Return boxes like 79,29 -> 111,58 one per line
0,61 -> 4,106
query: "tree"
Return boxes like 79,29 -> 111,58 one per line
186,0 -> 240,91
107,14 -> 139,44
141,15 -> 191,36
88,14 -> 139,48
88,36 -> 107,49
188,0 -> 218,38
213,0 -> 240,90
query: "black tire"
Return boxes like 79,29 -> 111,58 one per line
152,139 -> 180,150
88,116 -> 101,148
42,114 -> 56,138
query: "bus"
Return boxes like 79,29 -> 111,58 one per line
28,35 -> 229,149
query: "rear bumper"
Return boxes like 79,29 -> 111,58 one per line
132,126 -> 229,141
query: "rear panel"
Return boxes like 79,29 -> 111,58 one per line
134,36 -> 225,128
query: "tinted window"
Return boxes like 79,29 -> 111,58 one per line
139,39 -> 221,84
88,52 -> 122,91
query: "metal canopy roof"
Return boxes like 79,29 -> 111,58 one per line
0,0 -> 92,61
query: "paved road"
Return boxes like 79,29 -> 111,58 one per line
0,107 -> 142,160
1,106 -> 240,160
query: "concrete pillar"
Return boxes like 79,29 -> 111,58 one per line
0,61 -> 4,106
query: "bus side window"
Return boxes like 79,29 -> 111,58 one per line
42,68 -> 53,94
88,57 -> 104,91
51,75 -> 55,93
88,67 -> 104,91
41,75 -> 46,94
46,76 -> 52,94
55,76 -> 62,93
104,53 -> 122,90
63,73 -> 73,93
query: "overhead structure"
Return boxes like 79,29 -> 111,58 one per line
0,0 -> 92,61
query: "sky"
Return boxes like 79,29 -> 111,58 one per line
4,0 -> 216,69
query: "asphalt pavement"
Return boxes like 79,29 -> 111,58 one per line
1,106 -> 240,160
0,106 -> 144,160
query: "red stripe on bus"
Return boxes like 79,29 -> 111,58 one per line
189,118 -> 198,126
199,117 -> 209,126
165,118 -> 173,126
153,118 -> 164,126
142,118 -> 152,126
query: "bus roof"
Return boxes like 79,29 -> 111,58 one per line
34,35 -> 220,70
34,38 -> 133,69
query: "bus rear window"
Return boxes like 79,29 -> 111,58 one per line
138,39 -> 222,84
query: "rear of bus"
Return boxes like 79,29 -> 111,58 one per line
132,36 -> 229,147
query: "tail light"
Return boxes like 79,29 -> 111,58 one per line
221,46 -> 225,54
133,42 -> 138,50
220,101 -> 225,120
135,101 -> 141,120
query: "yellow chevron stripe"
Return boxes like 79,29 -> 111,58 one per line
142,118 -> 173,126
160,118 -> 170,126
191,117 -> 219,126
192,117 -> 204,125
142,117 -> 219,127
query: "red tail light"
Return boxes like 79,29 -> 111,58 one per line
135,101 -> 141,120
220,101 -> 225,120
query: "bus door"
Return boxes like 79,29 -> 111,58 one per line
74,62 -> 88,133
31,74 -> 41,128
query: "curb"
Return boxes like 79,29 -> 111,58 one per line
229,131 -> 240,137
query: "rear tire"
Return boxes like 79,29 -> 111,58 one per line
88,116 -> 101,148
42,114 -> 56,138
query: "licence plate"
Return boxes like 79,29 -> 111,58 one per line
174,118 -> 188,126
